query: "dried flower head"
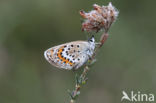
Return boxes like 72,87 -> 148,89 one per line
80,2 -> 119,33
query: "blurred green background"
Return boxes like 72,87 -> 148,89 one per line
0,0 -> 156,103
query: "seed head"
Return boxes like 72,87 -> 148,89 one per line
80,2 -> 119,33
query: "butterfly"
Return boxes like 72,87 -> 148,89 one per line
44,36 -> 95,70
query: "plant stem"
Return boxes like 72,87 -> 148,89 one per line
69,32 -> 109,103
92,32 -> 109,60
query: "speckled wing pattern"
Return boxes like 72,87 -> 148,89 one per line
44,41 -> 94,70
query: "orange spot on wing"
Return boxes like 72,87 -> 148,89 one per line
57,46 -> 73,66
69,62 -> 73,66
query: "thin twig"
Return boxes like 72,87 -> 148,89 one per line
69,32 -> 108,103
69,2 -> 118,103
69,65 -> 89,103
92,32 -> 109,60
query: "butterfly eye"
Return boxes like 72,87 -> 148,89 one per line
88,35 -> 94,42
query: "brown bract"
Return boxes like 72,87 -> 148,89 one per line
80,2 -> 119,33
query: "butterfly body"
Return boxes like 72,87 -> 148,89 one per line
44,37 -> 95,70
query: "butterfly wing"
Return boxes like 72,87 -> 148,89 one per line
44,41 -> 91,70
